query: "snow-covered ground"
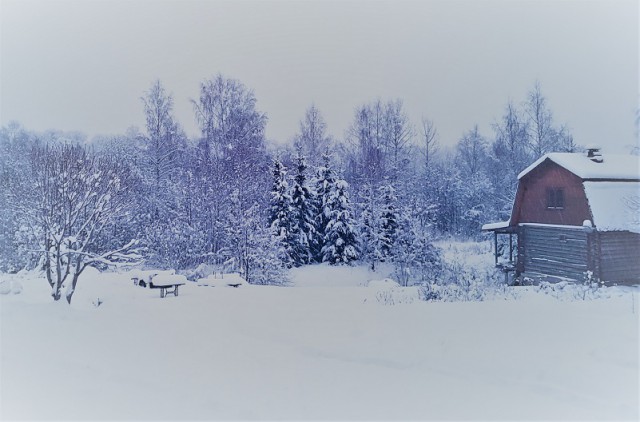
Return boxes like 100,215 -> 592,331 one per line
1,261 -> 639,420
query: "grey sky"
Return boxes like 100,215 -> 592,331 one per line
1,0 -> 638,152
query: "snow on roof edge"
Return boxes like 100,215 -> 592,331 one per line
518,152 -> 640,181
518,222 -> 593,230
518,155 -> 548,180
583,181 -> 640,234
481,220 -> 511,231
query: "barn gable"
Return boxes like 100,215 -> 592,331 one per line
510,159 -> 591,227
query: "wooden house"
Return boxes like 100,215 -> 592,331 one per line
483,149 -> 640,285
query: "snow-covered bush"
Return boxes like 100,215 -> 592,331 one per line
536,271 -> 607,301
392,215 -> 443,286
366,279 -> 420,305
182,263 -> 218,281
417,260 -> 506,302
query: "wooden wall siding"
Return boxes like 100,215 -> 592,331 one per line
520,225 -> 591,281
598,231 -> 640,284
511,160 -> 592,226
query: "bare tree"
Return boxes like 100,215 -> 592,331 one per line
383,99 -> 415,177
524,81 -> 575,155
141,80 -> 186,220
345,98 -> 414,188
345,100 -> 387,188
457,125 -> 487,178
524,81 -> 555,157
420,117 -> 439,169
294,104 -> 332,166
490,101 -> 531,212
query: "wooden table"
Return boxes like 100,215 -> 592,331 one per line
149,282 -> 185,298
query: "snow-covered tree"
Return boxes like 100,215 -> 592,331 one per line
269,159 -> 293,265
357,182 -> 397,270
321,179 -> 358,265
191,74 -> 270,260
358,184 -> 384,270
228,193 -> 288,285
244,216 -> 290,285
29,143 -> 142,303
392,212 -> 442,287
379,183 -> 399,258
289,154 -> 317,266
312,153 -> 335,262
140,80 -> 192,266
141,80 -> 186,214
0,122 -> 38,272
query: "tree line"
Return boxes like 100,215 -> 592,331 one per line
0,75 -> 578,302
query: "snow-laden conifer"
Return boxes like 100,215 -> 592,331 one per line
269,159 -> 293,265
379,183 -> 399,258
321,179 -> 358,265
312,153 -> 335,262
290,155 -> 317,266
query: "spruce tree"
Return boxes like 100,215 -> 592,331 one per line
313,153 -> 335,262
269,159 -> 293,266
290,154 -> 316,266
379,183 -> 399,259
321,179 -> 359,265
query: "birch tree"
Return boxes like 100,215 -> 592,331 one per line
294,104 -> 332,167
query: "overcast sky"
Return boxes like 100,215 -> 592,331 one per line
1,0 -> 638,152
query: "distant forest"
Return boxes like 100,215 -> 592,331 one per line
0,75 -> 583,298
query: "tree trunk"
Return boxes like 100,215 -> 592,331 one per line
65,270 -> 81,304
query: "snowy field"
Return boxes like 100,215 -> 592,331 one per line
1,250 -> 639,420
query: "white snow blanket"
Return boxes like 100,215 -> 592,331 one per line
1,265 -> 638,420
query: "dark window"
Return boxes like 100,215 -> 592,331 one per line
546,188 -> 564,209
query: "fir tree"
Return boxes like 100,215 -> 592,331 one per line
269,159 -> 293,266
321,179 -> 359,265
379,183 -> 399,258
358,183 -> 398,271
313,153 -> 335,262
290,154 -> 316,266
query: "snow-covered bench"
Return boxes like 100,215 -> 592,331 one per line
131,271 -> 187,298
196,273 -> 247,288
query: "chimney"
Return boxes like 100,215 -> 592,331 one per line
585,146 -> 603,163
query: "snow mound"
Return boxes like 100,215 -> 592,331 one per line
362,277 -> 421,305
290,262 -> 393,287
196,272 -> 248,288
366,278 -> 400,288
0,279 -> 22,295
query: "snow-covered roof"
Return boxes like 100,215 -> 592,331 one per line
481,220 -> 511,231
518,153 -> 640,180
583,181 -> 640,233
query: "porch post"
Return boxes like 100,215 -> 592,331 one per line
494,232 -> 498,266
509,233 -> 513,264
